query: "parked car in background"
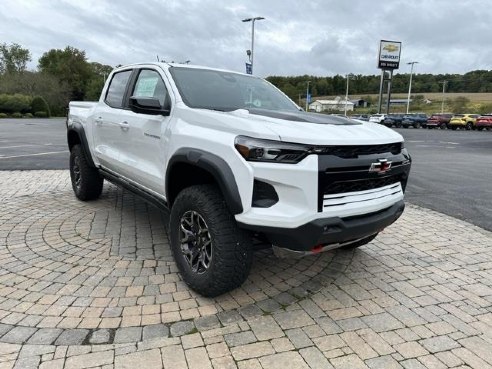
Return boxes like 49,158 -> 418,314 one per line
401,113 -> 428,129
449,114 -> 480,130
426,113 -> 453,129
475,114 -> 492,130
351,114 -> 370,121
383,114 -> 404,128
369,114 -> 386,123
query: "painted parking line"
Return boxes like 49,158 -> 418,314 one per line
0,150 -> 69,159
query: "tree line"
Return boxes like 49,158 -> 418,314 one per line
0,43 -> 111,117
266,71 -> 492,101
1,42 -> 492,117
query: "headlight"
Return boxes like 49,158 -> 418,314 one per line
234,136 -> 311,164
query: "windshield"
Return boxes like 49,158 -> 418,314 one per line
169,67 -> 299,112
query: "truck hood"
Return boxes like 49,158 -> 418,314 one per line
179,106 -> 403,145
233,108 -> 404,145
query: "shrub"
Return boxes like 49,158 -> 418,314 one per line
11,112 -> 22,118
30,96 -> 51,117
0,113 -> 7,118
23,113 -> 33,118
0,94 -> 32,113
34,111 -> 48,118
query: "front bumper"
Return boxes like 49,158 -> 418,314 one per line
239,200 -> 405,251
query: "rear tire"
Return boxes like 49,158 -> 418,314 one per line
169,185 -> 253,297
340,233 -> 378,250
465,122 -> 472,130
69,144 -> 103,201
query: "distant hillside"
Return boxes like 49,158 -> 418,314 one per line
317,92 -> 492,104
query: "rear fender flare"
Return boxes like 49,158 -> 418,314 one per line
67,122 -> 96,168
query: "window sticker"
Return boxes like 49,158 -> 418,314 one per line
135,77 -> 159,97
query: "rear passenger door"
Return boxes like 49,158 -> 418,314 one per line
116,68 -> 172,195
93,69 -> 133,171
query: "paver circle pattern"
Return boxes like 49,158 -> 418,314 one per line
1,170 -> 492,351
0,171 -> 339,344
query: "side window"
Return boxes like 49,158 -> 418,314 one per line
105,70 -> 132,108
132,69 -> 168,107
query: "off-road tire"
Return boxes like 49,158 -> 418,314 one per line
69,144 -> 103,201
340,233 -> 378,250
169,185 -> 253,297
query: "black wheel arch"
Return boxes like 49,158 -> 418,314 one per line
166,148 -> 243,215
67,122 -> 96,168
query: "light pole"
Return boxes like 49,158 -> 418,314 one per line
439,81 -> 447,114
305,81 -> 311,111
406,61 -> 418,114
242,16 -> 265,74
344,74 -> 354,116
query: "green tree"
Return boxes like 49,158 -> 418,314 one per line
85,62 -> 113,101
0,43 -> 31,74
0,71 -> 70,116
38,46 -> 92,100
0,94 -> 32,113
31,96 -> 51,116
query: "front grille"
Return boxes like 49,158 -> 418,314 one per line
323,174 -> 403,195
322,182 -> 402,209
314,143 -> 402,158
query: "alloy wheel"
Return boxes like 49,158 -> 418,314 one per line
179,210 -> 213,274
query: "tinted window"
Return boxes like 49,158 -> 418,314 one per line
169,67 -> 298,112
132,69 -> 168,107
105,70 -> 132,108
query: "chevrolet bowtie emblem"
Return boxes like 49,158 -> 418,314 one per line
383,45 -> 399,53
369,159 -> 392,174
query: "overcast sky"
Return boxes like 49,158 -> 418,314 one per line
1,0 -> 490,77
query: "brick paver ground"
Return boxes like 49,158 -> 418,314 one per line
0,170 -> 491,368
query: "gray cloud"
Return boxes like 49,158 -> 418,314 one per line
1,0 -> 490,77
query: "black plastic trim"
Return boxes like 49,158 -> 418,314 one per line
67,122 -> 96,168
166,148 -> 243,214
100,168 -> 169,212
238,200 -> 405,251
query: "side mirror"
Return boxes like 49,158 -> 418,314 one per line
129,96 -> 170,116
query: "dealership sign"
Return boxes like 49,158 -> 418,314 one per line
378,40 -> 402,69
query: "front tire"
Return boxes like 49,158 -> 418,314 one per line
169,185 -> 253,297
69,144 -> 103,201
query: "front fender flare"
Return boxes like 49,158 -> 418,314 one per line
166,148 -> 243,215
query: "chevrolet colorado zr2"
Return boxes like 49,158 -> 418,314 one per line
67,63 -> 411,296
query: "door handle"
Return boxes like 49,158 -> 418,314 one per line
95,117 -> 103,126
119,121 -> 129,131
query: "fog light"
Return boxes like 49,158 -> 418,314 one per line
252,180 -> 279,208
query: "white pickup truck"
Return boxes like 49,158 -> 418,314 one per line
67,62 -> 411,296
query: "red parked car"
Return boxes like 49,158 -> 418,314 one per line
426,113 -> 452,129
475,114 -> 492,130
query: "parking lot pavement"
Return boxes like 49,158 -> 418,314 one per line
0,171 -> 491,368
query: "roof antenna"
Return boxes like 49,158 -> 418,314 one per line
156,55 -> 160,62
